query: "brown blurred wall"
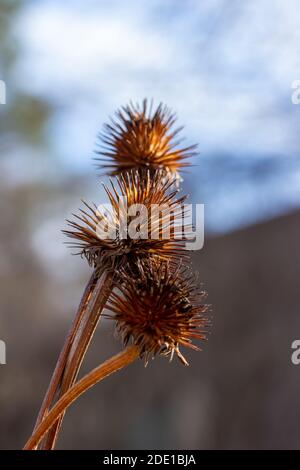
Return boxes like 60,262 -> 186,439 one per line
0,209 -> 300,449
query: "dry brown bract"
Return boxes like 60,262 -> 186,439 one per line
63,170 -> 192,270
95,99 -> 197,178
106,260 -> 210,365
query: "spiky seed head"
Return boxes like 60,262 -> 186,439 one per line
106,260 -> 210,365
63,170 -> 192,270
95,99 -> 197,178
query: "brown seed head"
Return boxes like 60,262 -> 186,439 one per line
63,170 -> 192,270
106,260 -> 210,365
95,99 -> 197,178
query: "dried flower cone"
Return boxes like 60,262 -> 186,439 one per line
106,259 -> 210,366
95,99 -> 197,178
63,170 -> 192,269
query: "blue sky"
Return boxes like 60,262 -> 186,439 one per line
9,0 -> 300,231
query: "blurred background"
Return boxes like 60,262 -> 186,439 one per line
0,0 -> 300,449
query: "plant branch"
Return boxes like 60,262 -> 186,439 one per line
33,272 -> 97,431
24,345 -> 139,450
41,268 -> 115,449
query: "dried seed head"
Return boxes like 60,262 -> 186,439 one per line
63,170 -> 192,270
95,99 -> 197,178
106,260 -> 210,366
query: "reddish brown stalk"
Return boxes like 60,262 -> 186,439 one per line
33,272 -> 97,432
41,268 -> 115,450
24,345 -> 139,450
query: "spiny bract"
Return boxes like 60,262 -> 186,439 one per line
63,170 -> 192,270
95,99 -> 197,178
106,259 -> 210,365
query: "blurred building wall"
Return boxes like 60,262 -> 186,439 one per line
0,209 -> 299,449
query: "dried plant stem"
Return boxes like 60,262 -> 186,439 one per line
33,273 -> 97,430
41,269 -> 115,450
24,345 -> 139,450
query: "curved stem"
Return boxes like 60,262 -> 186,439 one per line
42,269 -> 114,449
33,273 -> 97,430
24,345 -> 139,450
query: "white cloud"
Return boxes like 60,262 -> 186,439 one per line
15,0 -> 300,160
10,0 -> 300,230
